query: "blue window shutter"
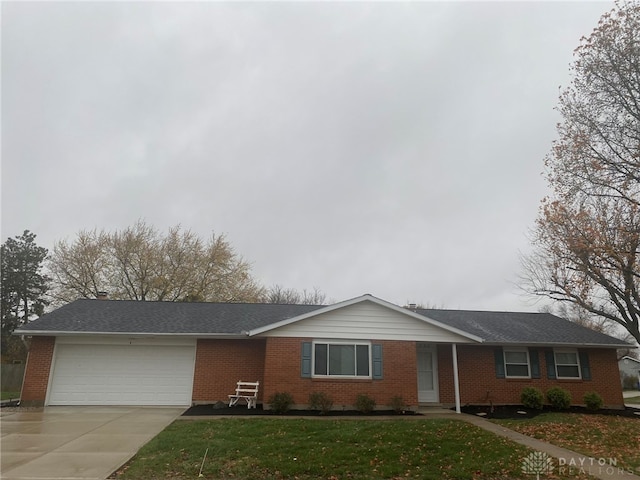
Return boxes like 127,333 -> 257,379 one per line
372,344 -> 383,379
546,350 -> 557,379
579,351 -> 591,380
494,348 -> 505,378
301,342 -> 312,378
529,349 -> 540,379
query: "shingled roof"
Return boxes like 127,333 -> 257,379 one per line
16,299 -> 323,336
15,296 -> 630,347
419,309 -> 628,347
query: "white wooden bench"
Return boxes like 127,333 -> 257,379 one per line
228,381 -> 259,409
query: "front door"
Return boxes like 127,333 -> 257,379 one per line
417,344 -> 439,403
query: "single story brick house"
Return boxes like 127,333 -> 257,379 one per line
15,294 -> 629,411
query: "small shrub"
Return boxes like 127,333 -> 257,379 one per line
389,395 -> 407,413
308,391 -> 333,414
520,387 -> 544,410
546,387 -> 572,410
354,394 -> 376,414
268,391 -> 294,414
583,391 -> 604,411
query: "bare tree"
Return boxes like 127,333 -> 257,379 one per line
48,220 -> 265,303
264,285 -> 327,305
49,229 -> 111,303
522,2 -> 640,345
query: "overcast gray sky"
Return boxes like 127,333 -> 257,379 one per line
1,1 -> 613,311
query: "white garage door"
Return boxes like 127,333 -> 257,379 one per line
48,342 -> 196,406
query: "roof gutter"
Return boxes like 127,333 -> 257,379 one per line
13,330 -> 251,339
14,331 -> 628,348
481,341 -> 631,349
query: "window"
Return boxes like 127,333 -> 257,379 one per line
554,349 -> 581,379
313,341 -> 370,377
504,349 -> 530,378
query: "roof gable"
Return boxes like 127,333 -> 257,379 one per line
251,295 -> 480,343
620,356 -> 640,364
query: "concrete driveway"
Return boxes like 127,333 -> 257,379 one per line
0,406 -> 185,480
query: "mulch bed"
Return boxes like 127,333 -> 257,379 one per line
182,403 -> 419,417
461,404 -> 640,419
184,403 -> 640,418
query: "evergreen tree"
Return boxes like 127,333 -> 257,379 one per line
1,231 -> 50,355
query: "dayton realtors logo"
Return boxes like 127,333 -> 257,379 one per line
522,452 -> 636,478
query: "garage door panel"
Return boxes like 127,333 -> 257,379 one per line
48,344 -> 195,406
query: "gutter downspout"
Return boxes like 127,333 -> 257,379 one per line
452,343 -> 461,413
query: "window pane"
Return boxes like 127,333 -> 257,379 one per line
557,365 -> 580,378
506,364 -> 529,377
556,352 -> 578,365
329,345 -> 355,375
314,344 -> 327,375
505,351 -> 528,364
356,345 -> 369,376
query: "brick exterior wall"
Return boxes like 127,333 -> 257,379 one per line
192,339 -> 266,404
20,336 -> 55,407
262,337 -> 419,409
437,345 -> 624,408
19,335 -> 624,409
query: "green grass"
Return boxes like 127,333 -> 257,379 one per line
1,391 -> 20,400
624,395 -> 640,404
112,418 -> 588,480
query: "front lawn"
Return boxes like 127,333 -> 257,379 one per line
492,413 -> 640,473
625,395 -> 640,404
111,418 -> 593,479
